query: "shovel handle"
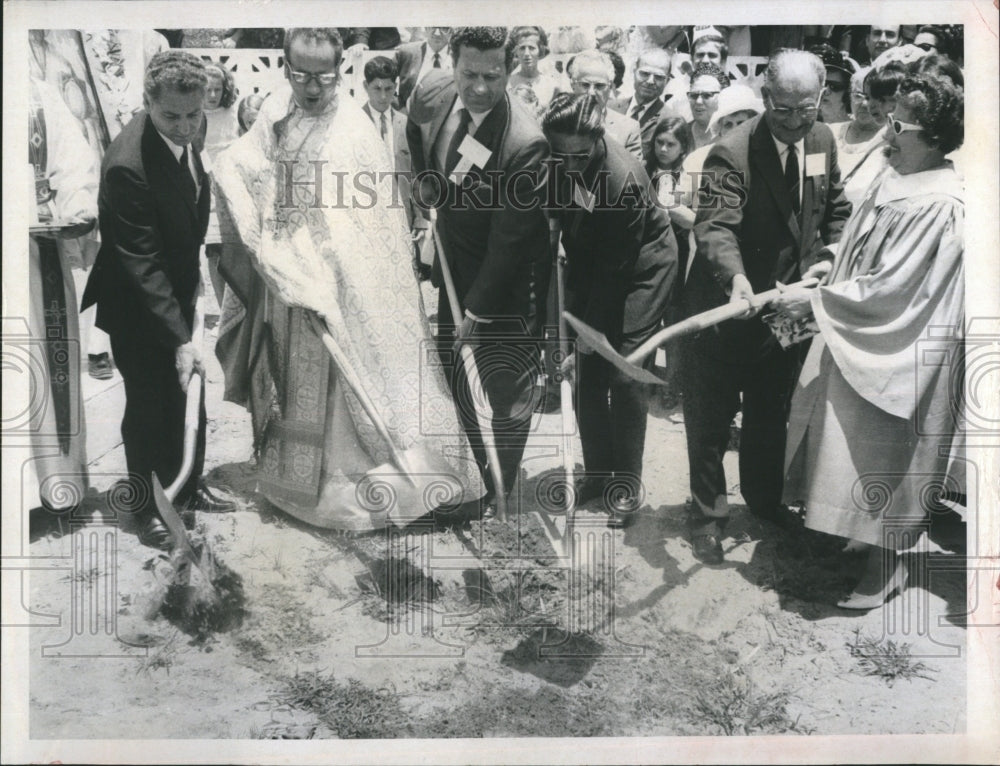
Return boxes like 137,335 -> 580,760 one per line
165,371 -> 203,502
623,278 -> 820,366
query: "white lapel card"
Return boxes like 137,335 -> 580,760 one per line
450,135 -> 492,184
805,152 -> 826,178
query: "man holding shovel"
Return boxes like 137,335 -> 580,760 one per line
82,51 -> 235,551
406,27 -> 551,517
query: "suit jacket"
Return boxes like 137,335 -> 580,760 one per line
80,112 -> 209,348
685,114 -> 851,359
559,136 -> 678,351
604,109 -> 644,164
338,27 -> 400,50
363,104 -> 421,229
395,41 -> 427,108
608,95 -> 671,165
406,91 -> 550,323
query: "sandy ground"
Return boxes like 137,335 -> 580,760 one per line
25,275 -> 969,740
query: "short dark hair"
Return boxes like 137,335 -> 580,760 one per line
364,55 -> 399,83
897,73 -> 964,154
283,28 -> 343,68
864,60 -> 907,101
689,62 -> 729,91
144,50 -> 208,101
204,61 -> 239,109
607,50 -> 625,90
541,92 -> 605,142
508,26 -> 549,59
449,27 -> 514,73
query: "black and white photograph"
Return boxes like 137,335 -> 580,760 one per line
2,2 -> 998,764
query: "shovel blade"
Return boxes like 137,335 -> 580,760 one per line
563,313 -> 665,386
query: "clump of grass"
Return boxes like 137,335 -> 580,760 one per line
273,671 -> 405,739
135,630 -> 181,676
689,670 -> 811,735
847,629 -> 938,686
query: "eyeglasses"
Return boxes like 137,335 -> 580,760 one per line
851,91 -> 869,101
551,150 -> 593,161
825,81 -> 848,93
286,64 -> 338,86
636,68 -> 668,83
687,90 -> 720,101
887,113 -> 923,135
915,42 -> 937,52
765,93 -> 821,119
572,80 -> 610,93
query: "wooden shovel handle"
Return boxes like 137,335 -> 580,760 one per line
165,372 -> 203,502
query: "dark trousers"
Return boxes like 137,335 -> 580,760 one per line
110,331 -> 206,517
680,335 -> 802,533
576,350 -> 650,495
437,298 -> 540,496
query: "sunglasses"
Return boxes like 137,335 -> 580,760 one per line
825,81 -> 848,93
687,90 -> 720,101
887,113 -> 923,135
286,65 -> 338,86
915,42 -> 937,52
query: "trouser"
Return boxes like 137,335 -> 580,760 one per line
437,299 -> 540,497
576,349 -> 650,497
680,335 -> 802,534
110,330 -> 206,517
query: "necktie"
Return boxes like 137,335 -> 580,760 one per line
444,108 -> 472,177
380,112 -> 388,142
179,146 -> 197,200
784,143 -> 800,217
433,52 -> 441,68
631,103 -> 643,121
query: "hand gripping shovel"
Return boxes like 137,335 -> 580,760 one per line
429,211 -> 509,522
306,312 -> 465,527
564,278 -> 820,385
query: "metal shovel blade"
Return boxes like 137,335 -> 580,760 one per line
563,313 -> 665,386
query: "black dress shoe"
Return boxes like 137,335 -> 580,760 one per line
606,495 -> 639,529
574,476 -> 607,505
749,504 -> 800,528
136,513 -> 173,551
181,483 -> 237,513
691,532 -> 724,565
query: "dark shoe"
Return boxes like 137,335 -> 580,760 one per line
136,513 -> 172,551
88,353 -> 113,380
749,504 -> 800,529
691,532 -> 724,565
181,483 -> 237,514
416,263 -> 433,281
606,494 -> 639,529
574,475 -> 607,505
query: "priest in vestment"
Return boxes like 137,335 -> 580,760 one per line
214,28 -> 484,532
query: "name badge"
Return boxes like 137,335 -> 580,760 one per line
449,135 -> 492,185
805,152 -> 826,178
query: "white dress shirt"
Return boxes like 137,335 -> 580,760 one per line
433,97 -> 490,173
156,129 -> 201,199
416,44 -> 452,91
772,135 -> 805,208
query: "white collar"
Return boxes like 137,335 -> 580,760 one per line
771,134 -> 804,161
452,97 -> 491,129
874,161 -> 963,206
628,95 -> 662,116
155,129 -> 189,162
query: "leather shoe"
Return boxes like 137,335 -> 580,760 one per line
136,513 -> 172,551
606,495 -> 639,529
575,475 -> 607,505
691,532 -> 724,565
181,483 -> 237,514
749,504 -> 800,529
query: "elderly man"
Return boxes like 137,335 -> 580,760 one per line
82,51 -> 235,550
568,49 -> 643,162
680,49 -> 851,564
396,26 -> 452,109
406,26 -> 550,511
609,47 -> 675,165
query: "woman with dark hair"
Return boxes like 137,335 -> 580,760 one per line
773,73 -> 966,611
809,43 -> 855,123
686,62 -> 728,148
863,61 -> 907,124
832,65 -> 888,204
506,25 -> 566,108
542,92 -> 678,526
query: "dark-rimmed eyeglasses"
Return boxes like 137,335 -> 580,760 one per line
285,64 -> 338,86
551,150 -> 593,162
887,112 -> 923,135
687,90 -> 720,101
915,42 -> 937,52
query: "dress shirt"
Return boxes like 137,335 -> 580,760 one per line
156,129 -> 201,199
772,135 -> 804,208
416,44 -> 452,91
625,95 -> 662,123
434,97 -> 489,174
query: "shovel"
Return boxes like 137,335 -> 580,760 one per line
429,211 -> 509,522
564,278 -> 820,385
306,312 -> 466,526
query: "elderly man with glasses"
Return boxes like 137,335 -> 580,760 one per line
678,48 -> 852,564
568,49 -> 643,162
608,47 -> 676,165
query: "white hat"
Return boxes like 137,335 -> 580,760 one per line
708,84 -> 764,135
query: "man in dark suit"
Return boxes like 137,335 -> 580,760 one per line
608,47 -> 675,165
81,51 -> 233,550
544,93 -> 678,527
681,49 -> 852,563
361,55 -> 429,277
406,26 -> 550,510
567,50 -> 643,162
395,26 -> 452,109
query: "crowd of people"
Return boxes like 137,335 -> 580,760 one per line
27,23 -> 966,614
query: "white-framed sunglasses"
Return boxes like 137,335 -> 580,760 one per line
887,113 -> 923,136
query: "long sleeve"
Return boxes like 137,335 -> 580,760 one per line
41,85 -> 99,223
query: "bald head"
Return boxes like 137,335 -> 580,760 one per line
762,50 -> 826,145
633,47 -> 672,105
765,49 -> 825,94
